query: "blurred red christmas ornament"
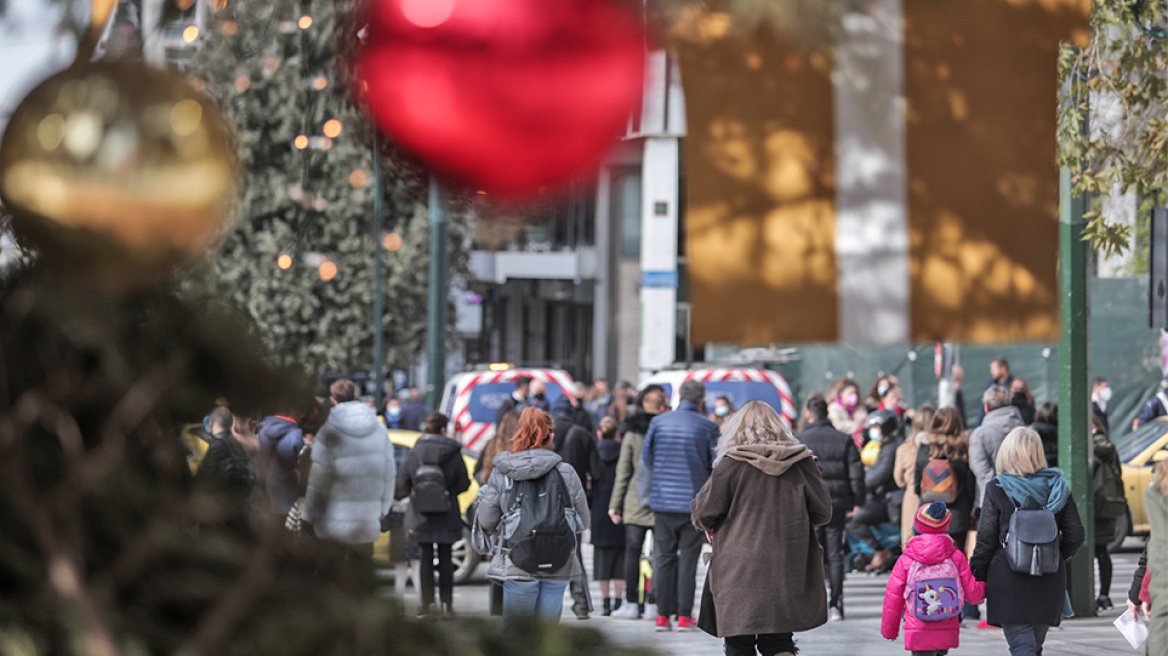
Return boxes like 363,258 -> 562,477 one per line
355,0 -> 646,197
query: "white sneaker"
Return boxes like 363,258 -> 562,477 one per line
610,603 -> 641,620
644,603 -> 657,620
828,607 -> 843,622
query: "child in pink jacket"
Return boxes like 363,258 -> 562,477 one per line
881,502 -> 985,656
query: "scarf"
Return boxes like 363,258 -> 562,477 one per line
996,468 -> 1070,512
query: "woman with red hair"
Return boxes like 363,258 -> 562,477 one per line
475,407 -> 590,626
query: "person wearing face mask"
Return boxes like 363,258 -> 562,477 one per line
385,397 -> 405,430
529,379 -> 551,412
710,395 -> 735,428
846,410 -> 905,572
828,379 -> 868,449
1091,377 -> 1111,435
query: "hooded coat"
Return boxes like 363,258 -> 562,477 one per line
396,433 -> 471,544
691,442 -> 832,638
969,405 -> 1025,507
609,412 -> 656,527
257,415 -> 305,515
476,449 -> 590,582
881,533 -> 985,651
301,402 -> 396,545
969,475 -> 1085,627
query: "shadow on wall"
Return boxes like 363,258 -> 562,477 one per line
904,0 -> 1089,342
673,0 -> 1089,346
677,17 -> 838,345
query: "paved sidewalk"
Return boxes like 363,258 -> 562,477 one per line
392,544 -> 1145,655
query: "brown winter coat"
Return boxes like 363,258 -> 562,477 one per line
894,439 -> 921,546
691,442 -> 833,638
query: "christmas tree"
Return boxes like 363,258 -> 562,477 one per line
185,0 -> 468,378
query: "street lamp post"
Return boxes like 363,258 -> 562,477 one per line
425,177 -> 449,413
372,141 -> 385,411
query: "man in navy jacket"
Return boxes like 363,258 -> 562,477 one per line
641,379 -> 719,632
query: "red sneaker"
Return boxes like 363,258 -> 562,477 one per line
654,616 -> 672,632
676,616 -> 698,632
976,619 -> 999,630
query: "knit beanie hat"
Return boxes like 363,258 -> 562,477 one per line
913,501 -> 952,536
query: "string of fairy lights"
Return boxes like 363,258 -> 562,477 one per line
190,0 -> 403,282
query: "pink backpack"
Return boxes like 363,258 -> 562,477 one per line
904,558 -> 964,621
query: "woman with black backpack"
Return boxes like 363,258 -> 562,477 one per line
1091,414 -> 1127,611
914,407 -> 977,574
475,407 -> 590,627
970,427 -> 1085,656
396,413 -> 471,619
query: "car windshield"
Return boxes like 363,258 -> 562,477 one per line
466,382 -> 565,423
702,381 -> 783,413
1116,420 -> 1168,462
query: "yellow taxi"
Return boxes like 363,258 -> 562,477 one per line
376,429 -> 483,583
183,422 -> 484,583
1110,418 -> 1168,549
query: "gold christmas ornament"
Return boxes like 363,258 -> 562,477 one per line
0,61 -> 237,289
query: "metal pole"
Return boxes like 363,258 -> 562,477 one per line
425,176 -> 449,413
372,143 -> 385,411
1059,155 -> 1095,618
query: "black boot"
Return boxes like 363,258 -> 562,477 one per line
602,598 -> 612,616
613,598 -> 622,612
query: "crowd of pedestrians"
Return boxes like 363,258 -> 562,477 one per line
193,359 -> 1168,656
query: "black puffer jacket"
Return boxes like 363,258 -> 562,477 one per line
865,435 -> 904,504
795,420 -> 865,514
552,415 -> 605,498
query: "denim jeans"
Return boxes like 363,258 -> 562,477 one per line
1002,624 -> 1050,656
503,580 -> 570,624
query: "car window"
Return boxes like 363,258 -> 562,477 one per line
702,381 -> 783,413
393,444 -> 411,475
466,382 -> 565,423
1116,421 -> 1168,462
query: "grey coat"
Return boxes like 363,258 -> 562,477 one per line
301,402 -> 396,545
969,405 -> 1025,507
476,449 -> 590,582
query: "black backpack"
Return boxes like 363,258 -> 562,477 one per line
1002,499 -> 1061,576
411,452 -> 451,514
503,467 -> 576,573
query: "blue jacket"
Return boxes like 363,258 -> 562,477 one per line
258,415 -> 305,515
641,400 -> 719,513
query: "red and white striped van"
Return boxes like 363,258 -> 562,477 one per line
639,368 -> 797,428
440,367 -> 576,452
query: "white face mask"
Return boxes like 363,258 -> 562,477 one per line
868,427 -> 883,442
1099,387 -> 1112,403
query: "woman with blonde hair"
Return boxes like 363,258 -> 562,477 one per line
691,401 -> 832,656
970,427 -> 1085,656
474,407 -> 590,626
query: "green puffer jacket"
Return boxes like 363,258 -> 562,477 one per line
609,412 -> 656,527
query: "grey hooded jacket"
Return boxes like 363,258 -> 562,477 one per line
475,449 -> 590,582
302,401 -> 396,544
969,404 -> 1025,508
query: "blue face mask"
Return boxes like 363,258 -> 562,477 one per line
714,406 -> 730,417
868,427 -> 883,442
387,406 -> 401,418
